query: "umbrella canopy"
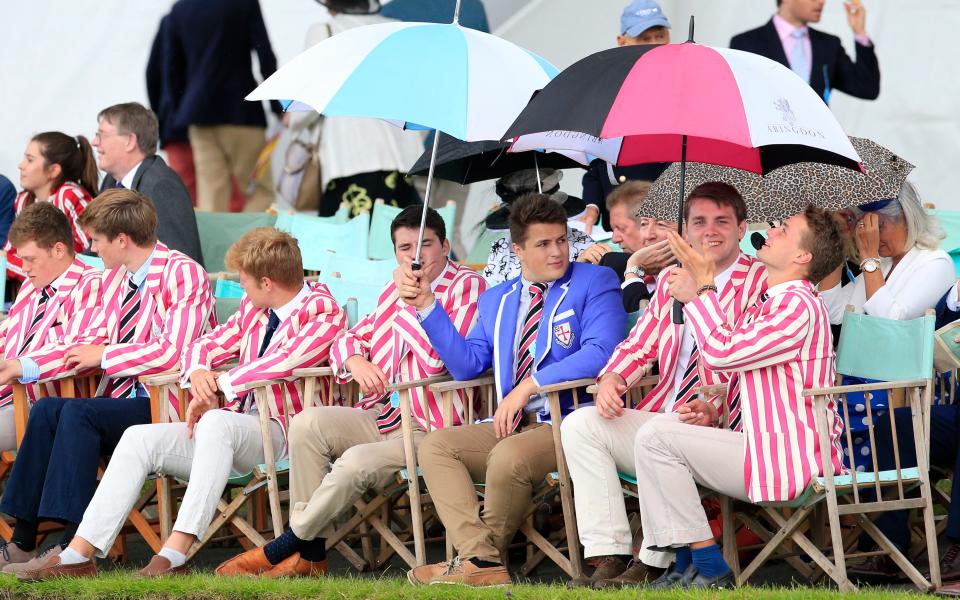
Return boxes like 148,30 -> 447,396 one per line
247,21 -> 558,142
502,42 -> 862,173
643,137 -> 914,222
407,131 -> 586,184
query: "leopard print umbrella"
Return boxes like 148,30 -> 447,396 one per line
641,137 -> 914,223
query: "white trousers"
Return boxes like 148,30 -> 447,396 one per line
76,409 -> 284,557
560,406 -> 672,567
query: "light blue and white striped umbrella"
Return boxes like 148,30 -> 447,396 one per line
248,21 -> 556,141
247,3 -> 557,263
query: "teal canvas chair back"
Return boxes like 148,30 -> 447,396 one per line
930,209 -> 960,273
464,228 -> 505,265
195,212 -> 277,273
321,254 -> 397,288
836,310 -> 935,381
213,278 -> 244,324
367,201 -> 457,260
283,212 -> 371,270
77,253 -> 105,270
275,203 -> 351,233
324,278 -> 381,320
343,297 -> 359,328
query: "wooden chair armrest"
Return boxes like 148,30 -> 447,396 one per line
429,372 -> 496,393
141,371 -> 182,386
696,384 -> 728,396
803,379 -> 930,397
536,378 -> 596,395
585,374 -> 658,396
292,367 -> 336,379
386,374 -> 453,393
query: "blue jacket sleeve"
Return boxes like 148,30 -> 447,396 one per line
534,267 -> 627,386
420,299 -> 494,380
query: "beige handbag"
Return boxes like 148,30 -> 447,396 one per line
278,116 -> 323,212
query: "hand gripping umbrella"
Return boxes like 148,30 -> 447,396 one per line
502,18 -> 862,323
246,0 -> 557,270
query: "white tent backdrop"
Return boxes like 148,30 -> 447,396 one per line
2,1 -> 959,254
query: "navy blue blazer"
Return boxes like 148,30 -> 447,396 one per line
730,18 -> 880,102
164,0 -> 283,131
420,262 -> 626,419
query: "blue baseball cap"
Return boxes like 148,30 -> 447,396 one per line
621,0 -> 671,37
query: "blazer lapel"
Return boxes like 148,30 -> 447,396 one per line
762,18 -> 790,67
493,281 -> 521,400
132,156 -> 155,190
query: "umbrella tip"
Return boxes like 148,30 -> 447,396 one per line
686,15 -> 695,43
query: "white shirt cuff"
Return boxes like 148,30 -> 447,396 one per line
217,372 -> 237,401
416,299 -> 438,321
18,358 -> 39,384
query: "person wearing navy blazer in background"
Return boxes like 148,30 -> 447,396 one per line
730,0 -> 879,104
400,193 -> 626,587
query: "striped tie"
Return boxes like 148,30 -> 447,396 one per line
19,286 -> 54,354
510,282 -> 546,432
673,343 -> 701,408
727,293 -> 769,431
109,278 -> 142,398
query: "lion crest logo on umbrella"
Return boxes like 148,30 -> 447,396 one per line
774,97 -> 797,124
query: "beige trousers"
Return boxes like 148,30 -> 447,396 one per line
188,124 -> 274,212
417,422 -> 556,563
633,413 -> 749,561
560,407 -> 668,565
287,406 -> 424,540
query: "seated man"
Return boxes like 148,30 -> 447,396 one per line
20,227 -> 348,580
577,181 -> 677,312
0,189 -> 213,573
215,206 -> 485,577
632,205 -> 845,589
561,182 -> 767,588
0,203 -> 103,454
405,193 -> 627,587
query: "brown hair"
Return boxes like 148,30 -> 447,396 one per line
605,180 -> 651,219
683,181 -> 748,223
78,188 -> 158,247
24,132 -> 98,202
97,102 -> 159,157
508,193 -> 568,246
390,204 -> 446,245
800,204 -> 845,285
8,201 -> 75,253
225,228 -> 304,289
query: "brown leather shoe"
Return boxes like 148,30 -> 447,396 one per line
407,557 -> 512,586
263,554 -> 327,578
594,559 -> 665,589
847,554 -> 908,582
136,555 -> 190,577
939,544 -> 960,583
215,547 -> 275,576
16,554 -> 97,582
0,541 -> 40,572
4,545 -> 62,575
567,555 -> 628,588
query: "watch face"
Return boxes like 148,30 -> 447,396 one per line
863,261 -> 878,272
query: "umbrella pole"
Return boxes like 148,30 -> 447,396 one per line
534,153 -> 542,193
672,134 -> 688,325
413,129 -> 441,272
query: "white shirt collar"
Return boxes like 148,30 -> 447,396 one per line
129,244 -> 158,289
273,283 -> 311,323
119,160 -> 143,190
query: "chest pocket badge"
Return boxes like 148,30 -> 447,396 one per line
553,322 -> 574,349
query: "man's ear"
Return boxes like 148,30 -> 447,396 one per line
795,249 -> 814,268
125,133 -> 139,154
737,220 -> 747,241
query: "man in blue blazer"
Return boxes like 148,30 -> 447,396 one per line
401,193 -> 626,586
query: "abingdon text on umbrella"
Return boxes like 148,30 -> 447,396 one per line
246,0 -> 557,270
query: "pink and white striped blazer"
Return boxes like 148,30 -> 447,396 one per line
26,243 -> 214,417
601,254 -> 768,415
0,258 -> 102,405
329,260 -> 486,431
6,183 -> 92,280
180,282 -> 347,441
685,279 -> 845,503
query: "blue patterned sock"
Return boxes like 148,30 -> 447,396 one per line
299,537 -> 327,563
691,544 -> 730,578
263,530 -> 301,565
674,546 -> 693,572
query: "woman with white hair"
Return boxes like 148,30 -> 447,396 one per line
820,182 -> 956,324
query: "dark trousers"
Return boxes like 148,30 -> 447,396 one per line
871,405 -> 960,550
0,396 -> 152,525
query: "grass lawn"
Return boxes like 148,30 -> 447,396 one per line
0,573 -> 925,600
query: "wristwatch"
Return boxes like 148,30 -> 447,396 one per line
860,257 -> 881,273
625,266 -> 645,279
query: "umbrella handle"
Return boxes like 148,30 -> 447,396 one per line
672,298 -> 684,324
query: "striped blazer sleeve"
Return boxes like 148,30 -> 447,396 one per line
685,291 -> 810,372
229,293 -> 347,393
179,299 -> 248,379
599,271 -> 670,386
102,260 -> 213,378
21,271 -> 107,382
55,185 -> 92,252
329,309 -> 376,379
409,272 -> 485,371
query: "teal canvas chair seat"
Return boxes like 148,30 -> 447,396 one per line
196,211 -> 277,273
726,309 -> 940,592
368,200 -> 457,260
